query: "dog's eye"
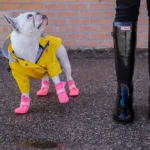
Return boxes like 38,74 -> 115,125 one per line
27,14 -> 33,19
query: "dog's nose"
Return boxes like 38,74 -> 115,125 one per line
42,15 -> 47,19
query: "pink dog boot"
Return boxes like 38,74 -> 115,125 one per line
68,80 -> 79,96
36,81 -> 50,96
15,95 -> 31,114
55,82 -> 69,103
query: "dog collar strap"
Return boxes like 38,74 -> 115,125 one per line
39,35 -> 49,48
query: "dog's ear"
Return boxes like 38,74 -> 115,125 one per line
4,15 -> 19,32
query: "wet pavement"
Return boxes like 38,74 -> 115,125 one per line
0,50 -> 150,150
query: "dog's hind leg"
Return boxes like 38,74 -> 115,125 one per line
56,45 -> 79,96
36,75 -> 50,96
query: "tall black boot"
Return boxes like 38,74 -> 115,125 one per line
148,21 -> 150,119
112,22 -> 137,123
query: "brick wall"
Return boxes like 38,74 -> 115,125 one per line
0,0 -> 148,50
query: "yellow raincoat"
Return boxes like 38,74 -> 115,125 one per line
5,35 -> 62,93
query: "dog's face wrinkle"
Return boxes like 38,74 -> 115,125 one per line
26,14 -> 36,28
33,15 -> 36,28
29,13 -> 42,30
35,14 -> 44,29
27,14 -> 33,19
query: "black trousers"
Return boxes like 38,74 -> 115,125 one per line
115,0 -> 150,22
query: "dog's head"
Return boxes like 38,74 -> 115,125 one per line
4,12 -> 48,37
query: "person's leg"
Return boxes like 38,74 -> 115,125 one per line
112,0 -> 141,123
147,0 -> 150,20
115,0 -> 141,22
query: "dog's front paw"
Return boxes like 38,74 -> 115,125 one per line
57,92 -> 69,103
15,106 -> 29,114
15,96 -> 31,114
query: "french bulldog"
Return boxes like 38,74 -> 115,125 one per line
3,12 -> 79,114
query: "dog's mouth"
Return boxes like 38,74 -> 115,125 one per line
32,14 -> 48,29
